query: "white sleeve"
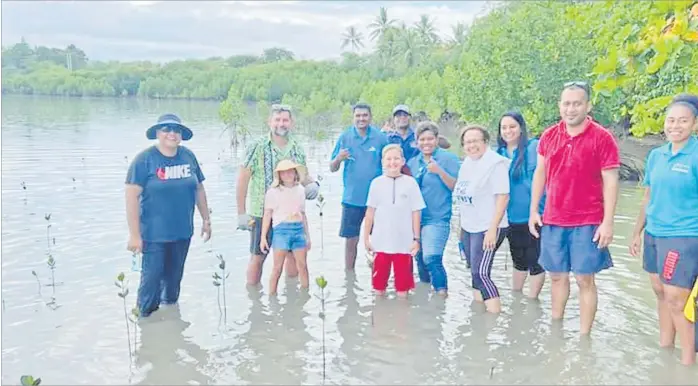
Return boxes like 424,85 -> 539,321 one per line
366,179 -> 379,208
410,178 -> 426,211
492,161 -> 510,195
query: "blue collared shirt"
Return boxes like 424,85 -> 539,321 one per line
496,139 -> 546,224
406,148 -> 461,225
387,128 -> 420,162
644,136 -> 698,237
331,125 -> 388,207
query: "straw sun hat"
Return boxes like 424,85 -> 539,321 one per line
271,159 -> 307,188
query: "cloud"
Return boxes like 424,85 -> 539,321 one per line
1,1 -> 487,62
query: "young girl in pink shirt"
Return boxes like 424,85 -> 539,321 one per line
260,160 -> 311,295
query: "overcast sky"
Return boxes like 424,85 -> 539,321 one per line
1,0 -> 490,62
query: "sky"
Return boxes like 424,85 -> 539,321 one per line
1,0 -> 491,63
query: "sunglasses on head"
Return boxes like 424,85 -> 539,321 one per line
563,81 -> 590,93
159,125 -> 182,134
271,104 -> 293,114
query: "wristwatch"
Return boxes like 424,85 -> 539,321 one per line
413,237 -> 421,243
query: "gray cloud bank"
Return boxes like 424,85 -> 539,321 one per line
1,0 -> 488,62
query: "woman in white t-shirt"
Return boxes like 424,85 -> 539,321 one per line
453,125 -> 511,313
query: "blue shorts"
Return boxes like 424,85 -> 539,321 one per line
539,225 -> 613,275
271,222 -> 307,251
339,204 -> 366,238
643,233 -> 698,290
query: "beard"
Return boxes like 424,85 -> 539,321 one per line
273,127 -> 289,137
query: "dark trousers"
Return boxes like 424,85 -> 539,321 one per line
137,239 -> 192,317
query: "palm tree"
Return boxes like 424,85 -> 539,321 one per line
368,7 -> 396,41
448,22 -> 468,47
396,22 -> 424,68
341,26 -> 365,52
415,14 -> 440,44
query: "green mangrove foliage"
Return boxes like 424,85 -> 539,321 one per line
2,1 -> 696,136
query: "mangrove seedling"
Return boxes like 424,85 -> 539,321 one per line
212,253 -> 229,324
315,275 -> 328,384
21,181 -> 27,202
31,270 -> 43,297
20,375 -> 41,385
316,194 -> 326,252
115,272 -> 133,364
44,213 -> 53,253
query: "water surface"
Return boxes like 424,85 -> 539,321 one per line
1,96 -> 696,385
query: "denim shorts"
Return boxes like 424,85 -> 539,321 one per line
271,221 -> 307,251
339,204 -> 367,238
539,225 -> 613,275
643,233 -> 698,289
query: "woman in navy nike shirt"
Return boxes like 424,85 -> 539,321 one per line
125,113 -> 211,318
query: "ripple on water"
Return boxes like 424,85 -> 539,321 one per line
2,97 -> 697,385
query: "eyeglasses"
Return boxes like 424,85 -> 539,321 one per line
159,125 -> 182,134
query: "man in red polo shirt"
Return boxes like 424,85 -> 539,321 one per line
529,81 -> 620,335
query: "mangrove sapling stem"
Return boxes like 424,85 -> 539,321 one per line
32,270 -> 43,297
218,254 -> 228,325
315,276 -> 328,384
131,306 -> 140,355
116,273 -> 133,365
123,295 -> 132,364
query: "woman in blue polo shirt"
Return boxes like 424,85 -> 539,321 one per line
125,113 -> 212,318
496,112 -> 546,299
629,94 -> 698,365
406,121 -> 460,296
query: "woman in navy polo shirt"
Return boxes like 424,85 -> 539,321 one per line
406,121 -> 460,297
496,112 -> 546,300
125,113 -> 211,318
630,94 -> 698,365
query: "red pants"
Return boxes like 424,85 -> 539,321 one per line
372,252 -> 415,292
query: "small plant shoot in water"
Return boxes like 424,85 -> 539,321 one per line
115,272 -> 134,365
316,194 -> 326,252
212,253 -> 229,326
20,375 -> 41,385
314,275 -> 328,384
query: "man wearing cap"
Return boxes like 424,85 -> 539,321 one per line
387,104 -> 421,162
330,103 -> 389,271
237,104 -> 320,286
126,113 -> 211,318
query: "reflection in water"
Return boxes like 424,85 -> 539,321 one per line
2,96 -> 698,384
225,284 -> 313,385
136,305 -> 212,385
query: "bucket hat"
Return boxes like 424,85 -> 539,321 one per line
146,113 -> 193,141
271,159 -> 307,188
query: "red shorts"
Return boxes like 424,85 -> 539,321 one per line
372,252 -> 415,292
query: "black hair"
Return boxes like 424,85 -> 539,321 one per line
669,93 -> 698,117
415,121 -> 440,138
459,124 -> 490,145
352,103 -> 372,115
496,111 -> 530,180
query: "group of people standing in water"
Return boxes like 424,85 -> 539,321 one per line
124,82 -> 698,365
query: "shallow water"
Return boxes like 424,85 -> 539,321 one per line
1,96 -> 696,385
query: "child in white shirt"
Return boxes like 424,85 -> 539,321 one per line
364,144 -> 426,298
260,160 -> 311,295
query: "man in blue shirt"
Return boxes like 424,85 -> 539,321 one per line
330,103 -> 389,271
387,104 -> 420,162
